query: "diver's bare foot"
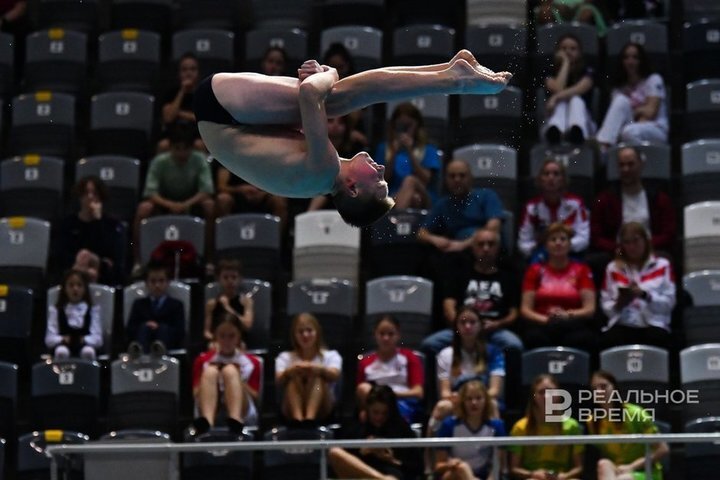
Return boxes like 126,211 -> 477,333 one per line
449,58 -> 510,94
451,49 -> 513,87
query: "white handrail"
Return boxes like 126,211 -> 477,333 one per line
45,432 -> 720,480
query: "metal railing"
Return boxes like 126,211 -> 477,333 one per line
45,432 -> 720,480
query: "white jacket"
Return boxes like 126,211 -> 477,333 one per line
517,193 -> 590,257
601,255 -> 675,332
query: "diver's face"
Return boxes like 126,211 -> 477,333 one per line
348,152 -> 388,200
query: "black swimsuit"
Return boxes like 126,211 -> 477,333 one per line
194,74 -> 240,125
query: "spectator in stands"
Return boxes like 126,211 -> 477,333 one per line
599,222 -> 675,350
0,0 -> 26,35
429,307 -> 505,434
72,249 -> 101,283
434,380 -> 506,480
126,261 -> 185,354
329,384 -> 422,480
542,34 -> 595,146
132,124 -> 215,275
308,114 -> 367,211
259,46 -> 287,76
323,42 -> 355,80
508,374 -> 584,480
518,158 -> 590,263
422,227 -> 522,355
45,269 -> 102,360
376,102 -> 440,209
587,370 -> 668,480
357,315 -> 425,424
215,164 -> 289,232
203,259 -> 254,347
191,313 -> 260,434
275,313 -> 342,425
59,176 -> 125,286
596,43 -> 667,150
535,0 -> 607,35
520,222 -> 597,352
159,52 -> 204,153
590,146 -> 676,270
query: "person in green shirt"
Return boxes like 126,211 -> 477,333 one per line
588,370 -> 668,480
509,374 -> 584,480
132,124 -> 215,273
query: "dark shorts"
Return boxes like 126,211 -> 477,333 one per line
194,74 -> 240,126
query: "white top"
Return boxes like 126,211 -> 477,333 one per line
621,189 -> 650,231
275,349 -> 343,375
437,346 -> 505,382
612,73 -> 668,130
45,302 -> 103,349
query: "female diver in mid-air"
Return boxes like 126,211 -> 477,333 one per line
194,49 -> 512,227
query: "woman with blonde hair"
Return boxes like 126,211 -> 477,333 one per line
599,222 -> 674,350
275,313 -> 342,424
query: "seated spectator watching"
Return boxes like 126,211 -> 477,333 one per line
508,374 -> 584,480
519,158 -> 589,263
259,46 -> 288,76
45,269 -> 102,360
357,315 -> 425,424
126,261 -> 185,354
203,259 -> 254,347
158,52 -> 205,153
520,222 -> 597,352
275,313 -> 342,425
600,222 -> 675,351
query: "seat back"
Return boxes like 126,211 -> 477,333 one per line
320,26 -> 383,71
682,21 -> 720,82
457,87 -> 523,146
244,28 -> 309,74
172,29 -> 234,78
368,209 -> 428,277
0,31 -> 13,99
31,359 -> 101,432
75,155 -> 141,220
0,285 -> 32,366
0,156 -> 64,221
17,430 -> 88,478
0,217 -> 50,290
521,347 -> 590,398
36,0 -> 99,33
0,362 -> 17,439
182,430 -> 253,480
607,142 -> 671,182
86,430 -> 174,480
251,0 -> 313,29
686,79 -> 720,140
607,20 -> 668,78
262,427 -> 332,479
685,417 -> 720,465
123,280 -> 191,340
24,29 -> 87,94
684,270 -> 720,307
684,202 -> 720,272
89,92 -> 155,158
680,344 -> 720,422
392,24 -> 456,65
110,0 -> 173,35
10,92 -> 76,158
465,25 -> 527,86
682,139 -> 720,206
386,94 -> 450,147
453,144 -> 518,212
97,29 -> 161,93
215,214 -> 281,282
47,283 -> 115,355
175,0 -> 239,30
139,215 -> 205,265
530,143 -> 596,206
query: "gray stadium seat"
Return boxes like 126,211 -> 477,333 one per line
0,362 -> 17,440
172,29 -> 235,78
17,430 -> 88,480
89,91 -> 155,159
607,142 -> 671,194
684,417 -> 720,477
530,143 -> 596,207
319,0 -> 385,29
365,275 -> 433,348
0,217 -> 50,291
205,278 -> 272,351
108,355 -> 180,434
684,202 -> 720,273
683,271 -> 720,346
214,214 -> 281,283
606,20 -> 668,78
75,155 -> 141,221
24,29 -> 87,95
252,0 -> 313,29
386,94 -> 450,147
683,21 -> 720,83
293,211 -> 360,284
35,0 -> 99,33
47,283 -> 115,358
138,215 -> 205,266
262,426 -> 332,480
453,144 -> 518,213
535,23 -> 598,78
465,25 -> 527,87
86,431 -> 174,480
683,0 -> 720,23
368,208 -> 428,278
392,24 -> 456,65
682,139 -> 720,206
110,0 -> 172,35
244,28 -> 308,74
680,343 -> 720,422
0,155 -> 64,222
0,286 -> 32,367
320,26 -> 383,72
0,32 -> 14,98
10,92 -> 76,158
97,29 -> 161,93
686,79 -> 720,141
175,0 -> 239,31
457,86 -> 523,146
600,345 -> 670,420
123,280 -> 191,353
522,346 -> 590,414
466,0 -> 528,27
31,359 -> 101,433
287,278 -> 356,354
182,430 -> 254,480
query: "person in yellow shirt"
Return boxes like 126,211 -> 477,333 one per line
509,374 -> 583,480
